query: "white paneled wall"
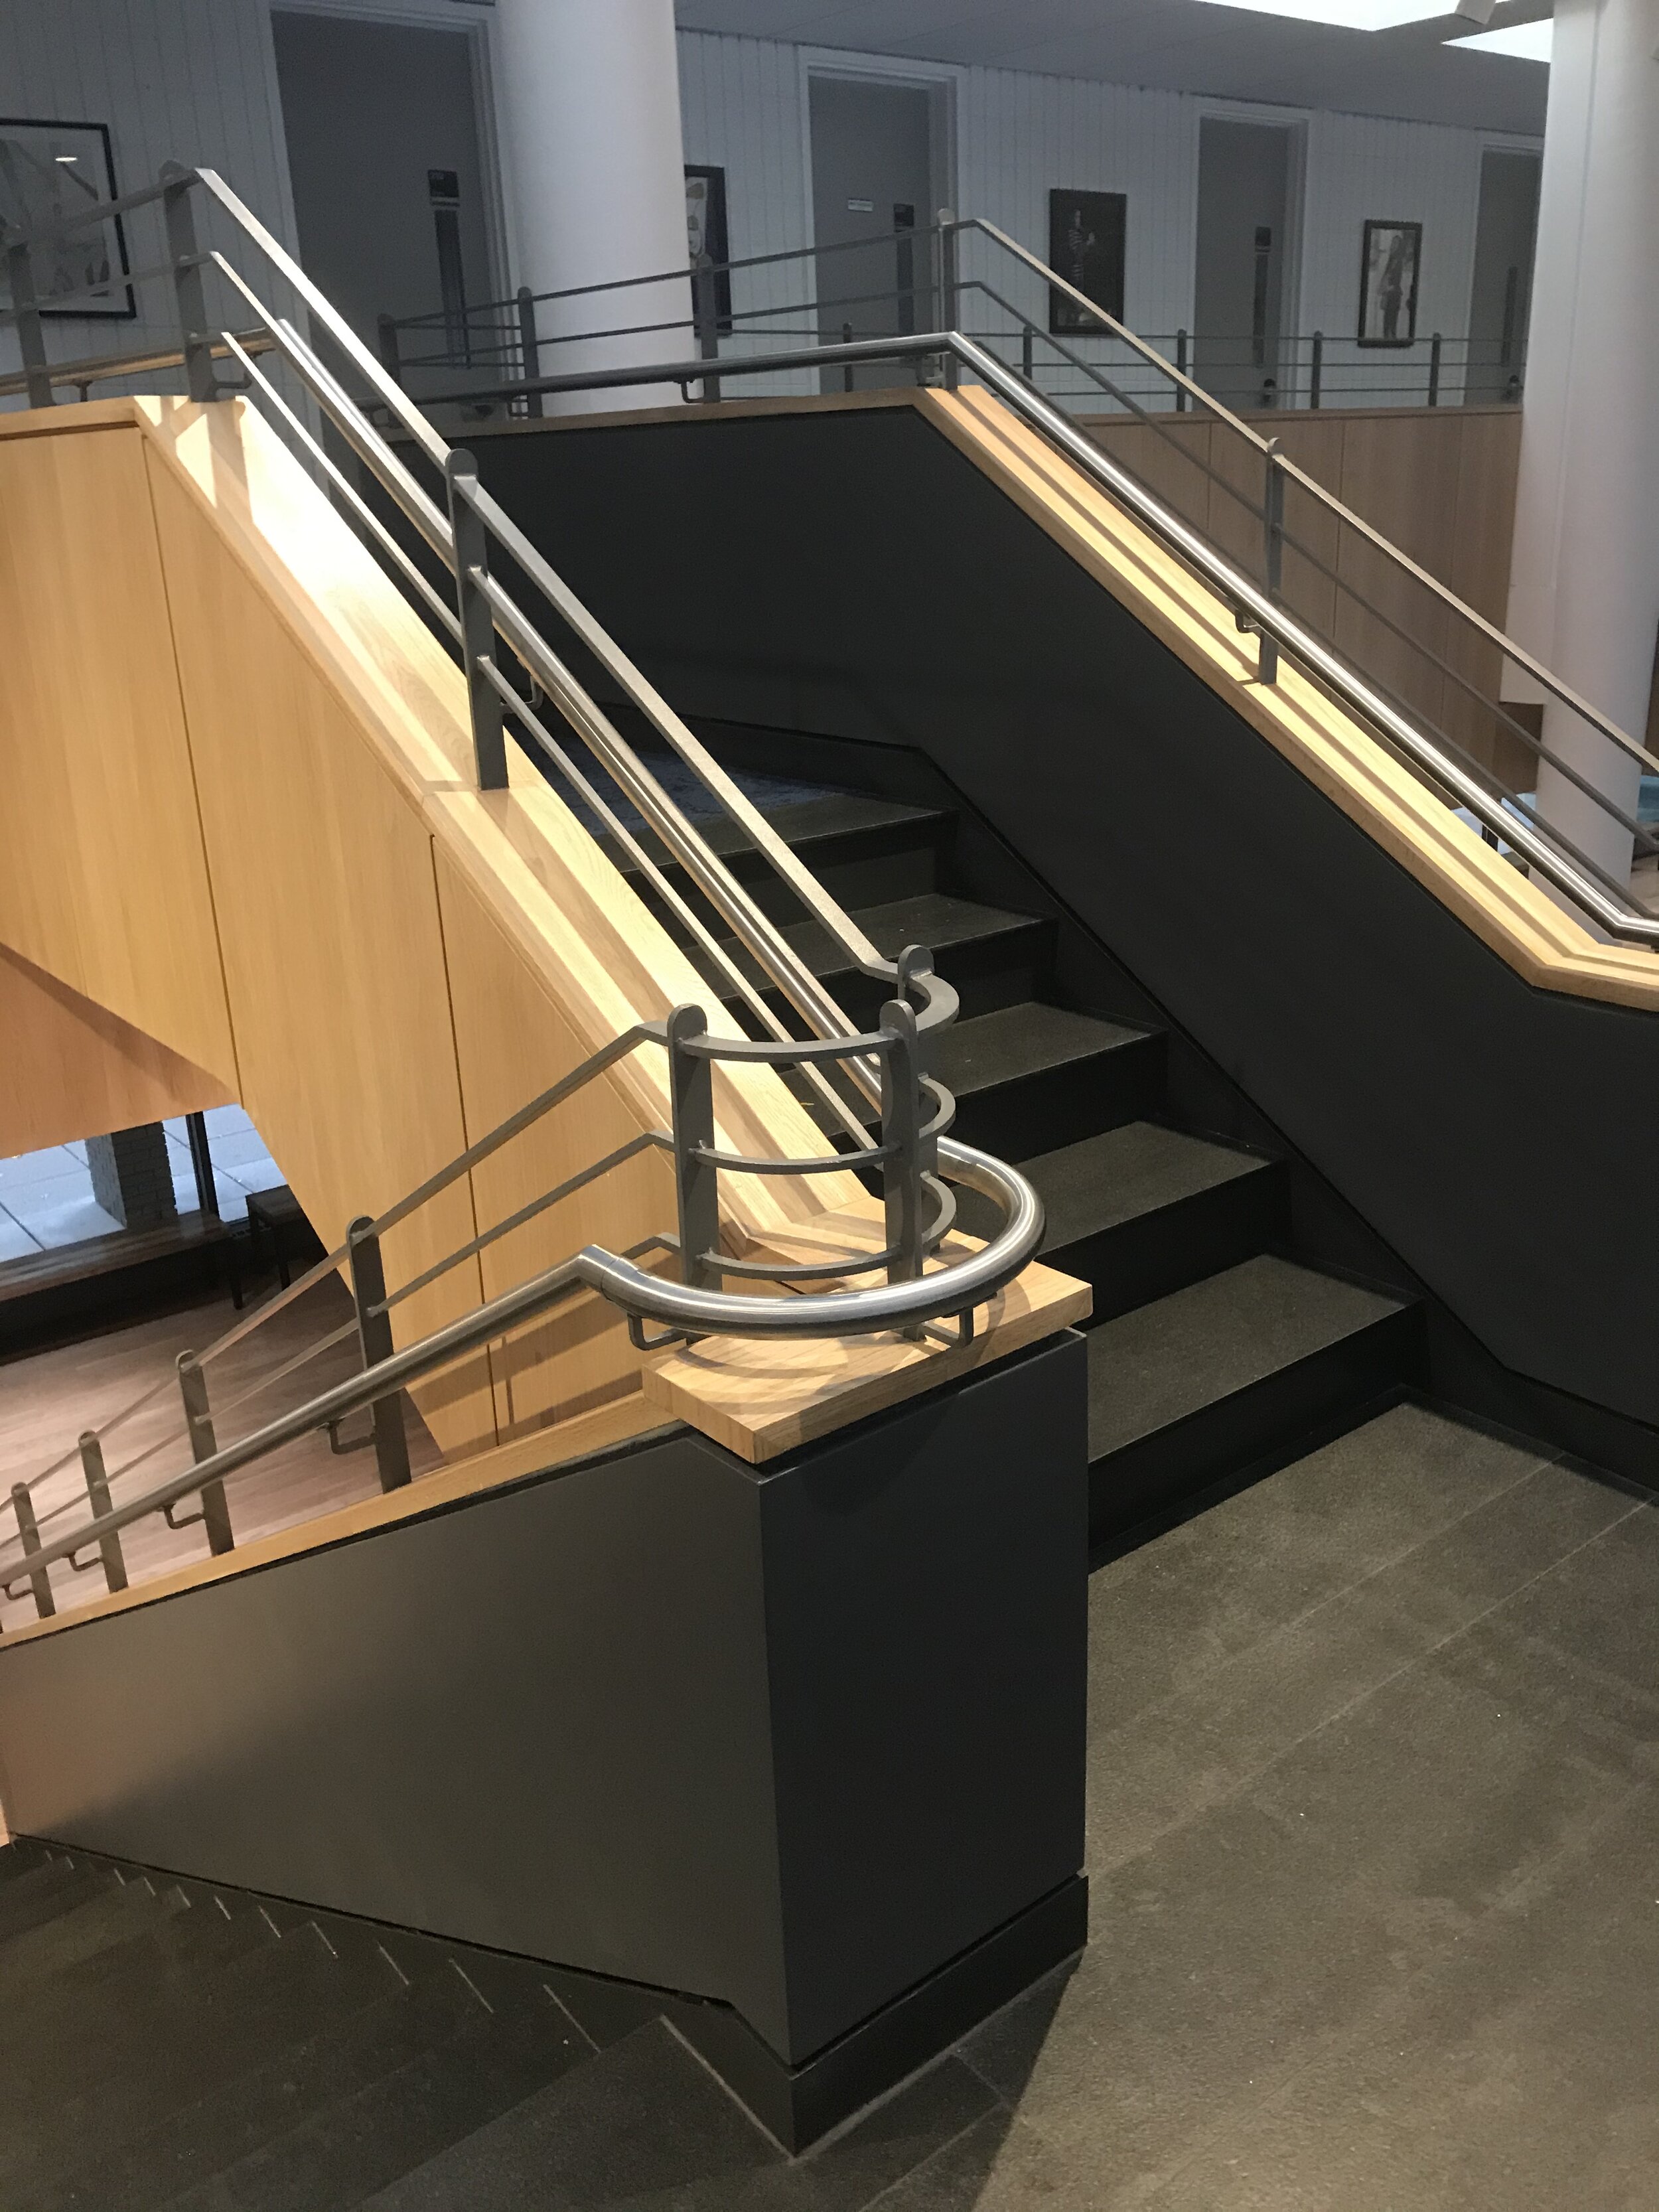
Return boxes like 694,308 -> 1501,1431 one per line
0,0 -> 298,396
678,27 -> 1540,412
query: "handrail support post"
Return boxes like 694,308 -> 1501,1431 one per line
880,994 -> 926,1339
177,1352 -> 236,1555
347,1218 -> 413,1493
11,1484 -> 56,1619
936,210 -> 960,390
444,449 -> 509,791
159,164 -> 220,404
1259,437 -> 1284,686
7,241 -> 53,410
1310,329 -> 1323,411
692,264 -> 721,404
78,1434 -> 128,1594
516,286 -> 543,417
668,1006 -> 721,1291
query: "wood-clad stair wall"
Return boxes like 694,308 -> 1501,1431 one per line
0,396 -> 865,1461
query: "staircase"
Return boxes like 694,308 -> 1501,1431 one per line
653,773 -> 1424,1544
0,1836 -> 796,2209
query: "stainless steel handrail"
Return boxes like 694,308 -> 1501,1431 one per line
0,1131 -> 1039,1600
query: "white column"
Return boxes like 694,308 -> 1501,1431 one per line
493,0 -> 691,413
1504,0 -> 1659,890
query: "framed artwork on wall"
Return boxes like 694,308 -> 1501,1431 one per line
1357,219 -> 1421,347
685,163 -> 733,334
1048,189 -> 1126,332
0,117 -> 133,317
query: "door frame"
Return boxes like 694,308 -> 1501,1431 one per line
797,46 -> 962,259
266,0 -> 512,319
1192,102 -> 1310,408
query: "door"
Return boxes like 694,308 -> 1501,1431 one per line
272,12 -> 496,392
808,76 -> 937,393
1193,119 -> 1293,412
1465,149 -> 1540,405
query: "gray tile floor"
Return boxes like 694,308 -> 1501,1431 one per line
461,1402 -> 1656,2211
0,1108 -> 282,1256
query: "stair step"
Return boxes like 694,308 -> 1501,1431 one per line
0,1870 -> 179,2002
351,2017 -> 777,2211
1019,1123 -> 1287,1317
715,890 -> 1051,1023
158,1982 -> 595,2212
0,1921 -> 403,2189
611,788 -> 952,919
1086,1254 -> 1421,1541
0,1860 -> 111,1945
934,1003 -> 1164,1159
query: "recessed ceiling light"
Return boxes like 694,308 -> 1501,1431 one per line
54,154 -> 79,164
1194,0 -> 1471,27
1447,17 -> 1553,57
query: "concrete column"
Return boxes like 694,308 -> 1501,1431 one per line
1504,0 -> 1659,891
88,1125 -> 177,1232
493,0 -> 691,414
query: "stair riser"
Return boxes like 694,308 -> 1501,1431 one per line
952,1039 -> 1166,1161
1052,1165 -> 1289,1321
735,920 -> 1055,1030
1088,1305 -> 1425,1544
619,822 -> 944,930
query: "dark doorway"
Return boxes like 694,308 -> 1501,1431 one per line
271,11 -> 496,380
1465,148 -> 1540,405
808,75 -> 939,393
1193,119 -> 1294,411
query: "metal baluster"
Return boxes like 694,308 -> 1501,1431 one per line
1259,437 -> 1284,688
7,240 -> 52,410
347,1217 -> 412,1493
176,1353 -> 235,1555
693,261 -> 721,404
1428,331 -> 1443,408
936,208 -> 960,390
377,314 -> 403,388
443,449 -> 508,791
879,995 -> 926,1341
159,163 -> 218,404
1021,322 -> 1034,384
1175,329 -> 1189,413
1310,330 -> 1323,411
78,1434 -> 127,1595
667,1005 -> 719,1292
11,1485 -> 55,1619
841,321 -> 855,396
516,286 -> 543,417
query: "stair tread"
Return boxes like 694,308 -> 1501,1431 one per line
720,889 -> 1042,988
1088,1254 -> 1410,1459
1025,1121 -> 1275,1252
613,786 -> 948,871
352,2018 -> 776,2211
933,1001 -> 1153,1097
159,1984 -> 594,2212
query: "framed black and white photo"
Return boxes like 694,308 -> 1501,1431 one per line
685,163 -> 733,334
1357,219 -> 1421,348
0,117 -> 132,317
1048,188 -> 1126,333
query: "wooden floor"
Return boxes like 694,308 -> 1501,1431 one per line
0,1275 -> 442,1635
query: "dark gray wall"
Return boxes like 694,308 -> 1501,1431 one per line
0,1337 -> 1088,2066
455,404 -> 1659,1453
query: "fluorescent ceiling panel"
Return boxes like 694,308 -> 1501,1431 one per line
1448,18 -> 1553,57
1194,0 -> 1465,27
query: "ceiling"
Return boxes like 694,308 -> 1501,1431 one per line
672,0 -> 1553,133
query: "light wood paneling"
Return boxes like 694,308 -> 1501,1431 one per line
0,945 -> 231,1156
0,417 -> 237,1083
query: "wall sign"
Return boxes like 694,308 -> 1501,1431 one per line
1048,189 -> 1126,333
1357,218 -> 1421,348
0,117 -> 133,318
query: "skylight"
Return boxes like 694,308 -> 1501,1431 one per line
1447,17 -> 1553,57
1194,0 -> 1477,27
